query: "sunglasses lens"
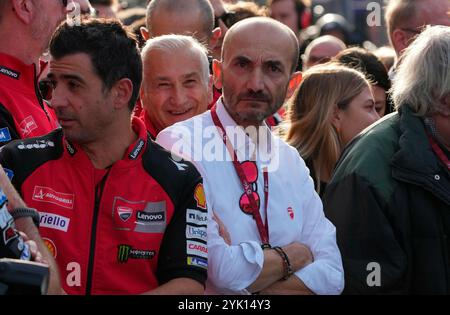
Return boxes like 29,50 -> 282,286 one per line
239,192 -> 260,215
241,161 -> 258,183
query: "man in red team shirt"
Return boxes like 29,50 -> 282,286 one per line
0,19 -> 208,295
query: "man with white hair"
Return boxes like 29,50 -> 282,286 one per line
324,25 -> 450,294
139,34 -> 212,139
301,35 -> 346,71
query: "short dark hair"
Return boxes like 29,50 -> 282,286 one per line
146,0 -> 214,39
50,19 -> 142,111
333,46 -> 392,114
333,47 -> 390,91
267,0 -> 309,31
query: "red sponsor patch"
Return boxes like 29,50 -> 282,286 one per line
43,238 -> 57,258
287,207 -> 294,220
194,183 -> 207,209
32,186 -> 75,209
112,198 -> 143,231
19,116 -> 38,137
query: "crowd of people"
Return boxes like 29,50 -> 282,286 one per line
0,0 -> 449,295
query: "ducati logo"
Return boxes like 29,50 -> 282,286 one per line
287,207 -> 294,220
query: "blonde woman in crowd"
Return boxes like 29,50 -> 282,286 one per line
284,64 -> 380,195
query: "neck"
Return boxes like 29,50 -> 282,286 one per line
430,114 -> 450,151
0,23 -> 41,65
80,121 -> 137,169
221,101 -> 265,130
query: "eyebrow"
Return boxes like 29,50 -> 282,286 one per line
183,72 -> 201,80
265,60 -> 285,71
47,73 -> 86,84
233,55 -> 252,64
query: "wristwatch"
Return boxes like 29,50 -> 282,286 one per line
10,207 -> 40,228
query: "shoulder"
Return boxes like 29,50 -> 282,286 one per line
0,129 -> 64,186
330,113 -> 401,200
142,138 -> 203,204
156,111 -> 213,161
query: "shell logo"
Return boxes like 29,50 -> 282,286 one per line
43,238 -> 57,258
194,183 -> 207,209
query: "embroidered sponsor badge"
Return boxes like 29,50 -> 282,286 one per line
0,66 -> 20,80
112,197 -> 167,233
117,244 -> 156,263
186,208 -> 207,226
43,238 -> 57,258
187,256 -> 207,269
19,116 -> 38,137
0,127 -> 11,142
287,207 -> 294,220
39,212 -> 70,232
32,186 -> 75,209
186,225 -> 207,242
186,240 -> 207,259
194,183 -> 207,209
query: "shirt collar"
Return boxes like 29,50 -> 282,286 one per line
64,117 -> 149,166
141,110 -> 158,140
214,98 -> 276,164
0,53 -> 37,93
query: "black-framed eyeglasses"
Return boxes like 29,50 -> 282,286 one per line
214,11 -> 237,28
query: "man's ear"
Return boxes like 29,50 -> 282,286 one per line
391,29 -> 411,57
286,72 -> 302,100
140,26 -> 150,41
212,59 -> 223,90
207,74 -> 214,104
11,0 -> 34,24
208,27 -> 221,53
112,78 -> 133,110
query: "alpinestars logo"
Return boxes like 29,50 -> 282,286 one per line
117,244 -> 156,263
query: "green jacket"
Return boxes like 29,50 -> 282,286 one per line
323,106 -> 450,294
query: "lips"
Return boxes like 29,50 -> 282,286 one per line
57,117 -> 77,127
168,108 -> 193,116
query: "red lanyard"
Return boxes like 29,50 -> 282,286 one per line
428,133 -> 450,171
211,105 -> 270,246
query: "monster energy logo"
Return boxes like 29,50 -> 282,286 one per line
117,245 -> 156,263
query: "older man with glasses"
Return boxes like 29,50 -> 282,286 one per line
385,0 -> 450,77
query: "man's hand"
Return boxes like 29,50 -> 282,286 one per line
17,231 -> 44,264
246,242 -> 314,293
283,242 -> 313,271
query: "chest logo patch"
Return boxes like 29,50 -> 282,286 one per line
112,197 -> 167,233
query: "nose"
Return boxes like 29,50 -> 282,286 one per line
50,85 -> 68,111
170,85 -> 188,106
246,68 -> 264,93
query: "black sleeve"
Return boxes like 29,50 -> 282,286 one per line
323,173 -> 409,294
0,103 -> 20,147
156,175 -> 208,287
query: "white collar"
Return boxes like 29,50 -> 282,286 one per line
214,98 -> 277,165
